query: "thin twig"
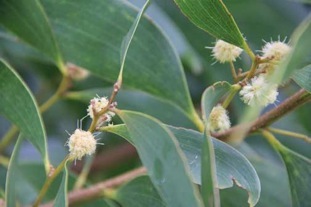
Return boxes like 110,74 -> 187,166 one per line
268,127 -> 311,144
41,166 -> 147,207
213,89 -> 311,141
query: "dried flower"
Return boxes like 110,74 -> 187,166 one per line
210,40 -> 243,63
207,105 -> 231,133
67,129 -> 96,160
240,75 -> 278,107
67,63 -> 89,81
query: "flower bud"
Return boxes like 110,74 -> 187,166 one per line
207,105 -> 231,133
259,40 -> 291,73
87,97 -> 109,119
67,63 -> 90,81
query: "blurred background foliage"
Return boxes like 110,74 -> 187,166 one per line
0,0 -> 310,206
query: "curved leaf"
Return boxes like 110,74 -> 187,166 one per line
5,135 -> 23,207
0,0 -> 64,71
115,110 -> 204,207
292,64 -> 311,93
173,0 -> 246,48
54,161 -> 69,207
102,124 -> 261,207
201,81 -> 232,122
0,60 -> 49,171
116,176 -> 166,207
201,131 -> 220,207
264,132 -> 311,207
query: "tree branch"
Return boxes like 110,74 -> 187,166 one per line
41,167 -> 147,206
213,89 -> 311,141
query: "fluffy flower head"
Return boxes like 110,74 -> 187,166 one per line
240,75 -> 278,107
207,105 -> 231,133
87,96 -> 109,119
262,40 -> 291,61
211,40 -> 243,63
67,129 -> 96,160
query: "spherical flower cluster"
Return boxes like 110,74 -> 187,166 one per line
67,129 -> 96,160
211,40 -> 243,63
261,40 -> 291,61
87,96 -> 109,118
259,40 -> 291,73
239,75 -> 279,107
207,105 -> 231,133
67,63 -> 90,81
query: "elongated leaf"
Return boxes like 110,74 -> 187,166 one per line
1,0 -> 201,127
102,124 -> 261,207
0,60 -> 49,171
173,0 -> 246,48
264,132 -> 311,207
201,131 -> 220,207
66,88 -> 196,128
116,176 -> 166,207
54,161 -> 69,207
292,64 -> 311,93
0,0 -> 64,71
274,14 -> 311,83
115,110 -> 204,207
5,135 -> 23,207
119,0 -> 150,78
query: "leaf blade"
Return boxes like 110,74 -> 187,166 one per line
292,64 -> 311,93
173,0 -> 246,48
0,60 -> 49,171
0,0 -> 64,70
102,124 -> 261,207
116,110 -> 204,207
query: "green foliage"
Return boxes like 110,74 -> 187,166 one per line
115,110 -> 204,207
0,60 -> 49,171
116,176 -> 165,207
0,0 -> 310,206
173,0 -> 247,49
292,64 -> 311,92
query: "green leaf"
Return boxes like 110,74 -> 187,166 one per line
292,64 -> 311,93
0,0 -> 64,71
115,110 -> 204,207
274,14 -> 311,84
173,0 -> 247,49
201,131 -> 220,207
54,161 -> 69,207
0,0 -> 201,128
265,133 -> 311,207
119,0 -> 150,79
5,135 -> 23,207
116,176 -> 166,207
66,88 -> 196,128
102,124 -> 261,207
0,60 -> 49,172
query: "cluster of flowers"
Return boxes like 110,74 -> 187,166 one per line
207,38 -> 291,133
64,63 -> 116,161
66,95 -> 116,160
